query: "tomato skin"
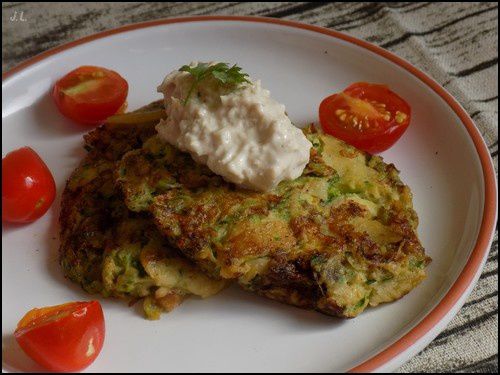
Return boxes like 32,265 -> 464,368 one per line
52,65 -> 128,125
2,147 -> 56,223
319,82 -> 411,154
14,301 -> 105,372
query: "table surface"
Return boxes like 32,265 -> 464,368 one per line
2,2 -> 498,373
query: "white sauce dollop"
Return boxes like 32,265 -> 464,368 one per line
156,63 -> 311,191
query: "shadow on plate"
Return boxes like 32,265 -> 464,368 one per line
180,284 -> 346,332
2,334 -> 47,373
1,221 -> 33,236
31,92 -> 95,138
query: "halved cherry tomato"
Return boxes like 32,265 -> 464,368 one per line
52,65 -> 128,125
14,301 -> 105,372
2,147 -> 56,223
319,82 -> 411,153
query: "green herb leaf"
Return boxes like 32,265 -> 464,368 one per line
354,297 -> 366,309
325,174 -> 342,203
212,64 -> 250,85
310,136 -> 324,155
179,62 -> 250,104
409,258 -> 426,269
311,255 -> 327,267
381,274 -> 394,282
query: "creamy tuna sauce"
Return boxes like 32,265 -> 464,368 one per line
156,63 -> 311,191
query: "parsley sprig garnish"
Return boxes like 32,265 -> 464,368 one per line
179,62 -> 250,104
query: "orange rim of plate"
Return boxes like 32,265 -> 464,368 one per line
3,15 -> 497,372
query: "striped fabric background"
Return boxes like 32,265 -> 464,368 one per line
2,2 -> 497,372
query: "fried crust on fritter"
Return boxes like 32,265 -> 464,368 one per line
59,101 -> 162,293
59,101 -> 226,319
117,125 -> 430,318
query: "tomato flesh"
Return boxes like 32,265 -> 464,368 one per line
52,65 -> 128,125
2,147 -> 56,223
15,301 -> 105,372
319,82 -> 411,153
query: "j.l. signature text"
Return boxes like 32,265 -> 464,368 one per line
10,11 -> 27,22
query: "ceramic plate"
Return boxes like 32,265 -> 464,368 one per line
2,16 -> 497,373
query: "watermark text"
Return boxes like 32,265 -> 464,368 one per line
10,11 -> 27,22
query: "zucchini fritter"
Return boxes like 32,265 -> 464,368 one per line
59,101 -> 226,319
117,125 -> 430,318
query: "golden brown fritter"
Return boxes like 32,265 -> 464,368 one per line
59,101 -> 226,319
117,125 -> 430,318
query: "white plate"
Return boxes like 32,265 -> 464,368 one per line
2,16 -> 497,373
